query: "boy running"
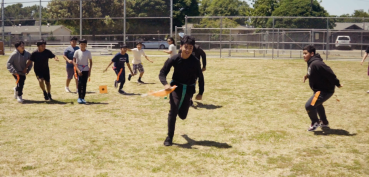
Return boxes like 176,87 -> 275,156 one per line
7,41 -> 33,103
103,45 -> 134,94
163,37 -> 177,57
127,42 -> 153,84
159,35 -> 205,146
73,39 -> 92,104
63,36 -> 79,93
302,45 -> 343,131
25,39 -> 59,100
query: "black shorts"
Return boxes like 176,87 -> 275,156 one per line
35,69 -> 50,82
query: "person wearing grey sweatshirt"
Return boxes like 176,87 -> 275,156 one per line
6,41 -> 33,103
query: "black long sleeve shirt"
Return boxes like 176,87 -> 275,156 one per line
307,54 -> 341,93
159,54 -> 205,95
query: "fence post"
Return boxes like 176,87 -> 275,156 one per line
123,0 -> 126,44
39,0 -> 42,39
220,17 -> 222,58
80,0 -> 82,39
185,15 -> 188,35
277,28 -> 280,57
229,29 -> 231,57
272,17 -> 275,60
1,0 -> 4,42
326,18 -> 329,60
175,26 -> 177,48
170,0 -> 173,37
362,17 -> 364,57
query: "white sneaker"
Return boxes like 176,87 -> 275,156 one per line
17,96 -> 23,103
14,87 -> 17,99
65,87 -> 72,93
367,90 -> 369,93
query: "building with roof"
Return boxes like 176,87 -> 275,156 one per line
1,25 -> 72,43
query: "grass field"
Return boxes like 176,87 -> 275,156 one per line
0,54 -> 369,176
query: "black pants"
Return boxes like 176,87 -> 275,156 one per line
167,88 -> 194,139
13,74 -> 26,96
305,91 -> 334,124
78,71 -> 89,99
115,69 -> 125,90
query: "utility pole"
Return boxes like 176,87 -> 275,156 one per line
39,0 -> 42,39
124,0 -> 126,44
80,0 -> 82,39
1,0 -> 4,41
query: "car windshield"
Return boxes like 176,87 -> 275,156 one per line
338,37 -> 350,40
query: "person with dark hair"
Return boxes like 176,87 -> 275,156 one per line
73,39 -> 92,104
163,37 -> 177,57
159,35 -> 205,146
127,42 -> 153,84
103,45 -> 134,94
302,45 -> 343,131
63,36 -> 79,93
25,39 -> 59,100
179,44 -> 207,72
7,41 -> 33,103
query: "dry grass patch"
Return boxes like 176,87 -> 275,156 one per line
0,53 -> 368,176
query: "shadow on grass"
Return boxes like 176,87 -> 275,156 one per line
137,82 -> 156,85
174,134 -> 232,149
314,128 -> 357,136
123,93 -> 141,96
72,91 -> 96,94
23,99 -> 72,105
193,102 -> 222,110
85,102 -> 109,105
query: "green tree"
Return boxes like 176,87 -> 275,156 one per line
172,0 -> 200,30
4,3 -> 48,26
251,0 -> 280,27
265,0 -> 334,29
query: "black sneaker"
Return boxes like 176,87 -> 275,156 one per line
118,90 -> 126,95
128,74 -> 132,81
114,80 -> 118,88
48,93 -> 52,100
138,80 -> 145,84
320,120 -> 330,129
43,91 -> 49,100
163,136 -> 173,146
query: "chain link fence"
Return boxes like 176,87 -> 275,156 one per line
175,16 -> 369,60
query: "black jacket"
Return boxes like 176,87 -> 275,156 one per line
307,54 -> 341,93
159,54 -> 204,95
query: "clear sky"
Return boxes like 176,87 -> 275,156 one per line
4,0 -> 369,16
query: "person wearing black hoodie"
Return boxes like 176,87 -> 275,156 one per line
302,45 -> 343,131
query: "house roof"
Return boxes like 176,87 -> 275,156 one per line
2,25 -> 72,35
334,23 -> 369,30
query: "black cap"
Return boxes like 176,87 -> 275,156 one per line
79,39 -> 87,44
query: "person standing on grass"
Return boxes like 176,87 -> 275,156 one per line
103,44 -> 134,94
6,41 -> 33,103
63,36 -> 79,93
25,39 -> 59,101
163,37 -> 177,57
73,39 -> 92,104
302,45 -> 343,131
159,35 -> 205,146
360,45 -> 369,93
127,42 -> 153,84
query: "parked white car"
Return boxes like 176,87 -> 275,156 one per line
141,39 -> 169,49
335,36 -> 351,49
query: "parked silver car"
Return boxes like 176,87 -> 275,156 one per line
335,36 -> 351,50
141,39 -> 169,49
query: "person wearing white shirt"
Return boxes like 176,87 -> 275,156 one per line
163,37 -> 177,57
127,42 -> 153,84
73,39 -> 92,104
